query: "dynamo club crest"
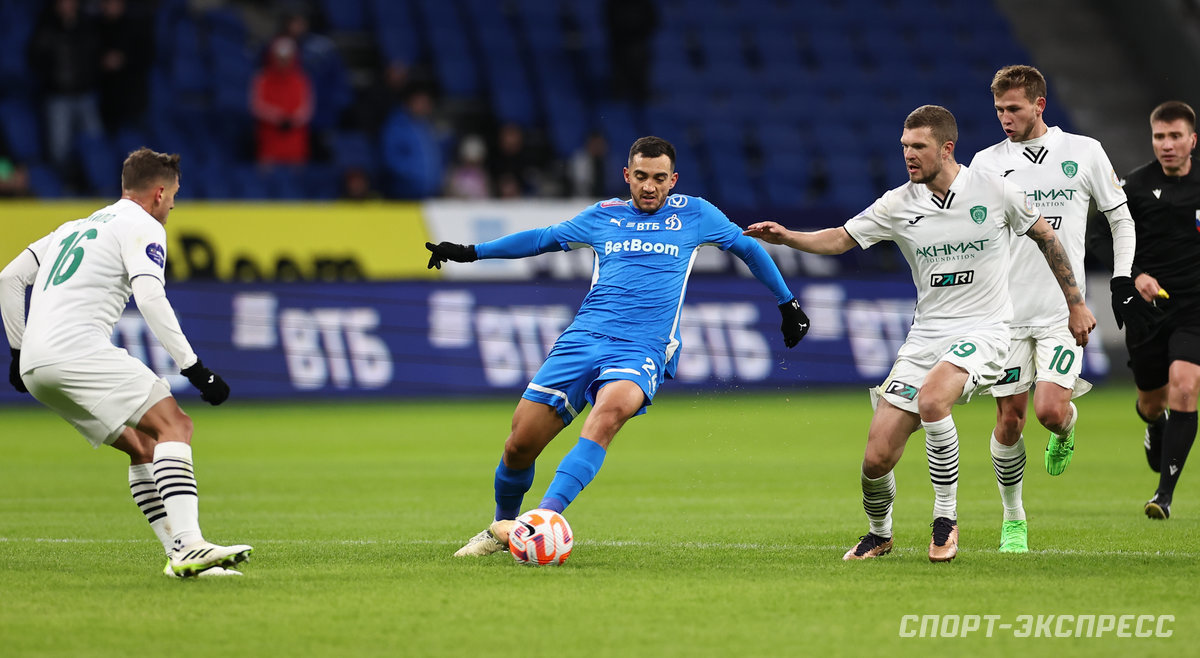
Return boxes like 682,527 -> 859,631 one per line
969,205 -> 987,224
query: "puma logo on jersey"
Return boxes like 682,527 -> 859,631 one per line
609,218 -> 622,226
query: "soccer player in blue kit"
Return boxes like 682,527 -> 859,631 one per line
425,136 -> 811,556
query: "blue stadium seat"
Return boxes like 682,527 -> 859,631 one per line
329,130 -> 377,171
544,91 -> 588,158
319,0 -> 369,32
303,164 -> 341,199
168,17 -> 210,98
75,133 -> 120,197
27,164 -> 64,198
0,99 -> 42,162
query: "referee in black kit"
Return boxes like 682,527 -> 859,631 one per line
1094,101 -> 1200,520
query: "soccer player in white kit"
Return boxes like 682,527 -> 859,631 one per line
969,65 -> 1147,552
745,106 -> 1095,562
0,148 -> 252,578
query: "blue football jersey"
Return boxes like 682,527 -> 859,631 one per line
548,194 -> 741,349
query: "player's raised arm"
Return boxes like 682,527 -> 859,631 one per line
1025,217 -> 1096,345
743,222 -> 857,255
425,227 -> 565,269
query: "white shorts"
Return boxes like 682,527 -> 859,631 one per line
870,327 -> 1009,414
23,349 -> 172,448
988,324 -> 1092,399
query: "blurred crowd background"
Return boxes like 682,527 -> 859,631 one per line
0,0 -> 1198,215
0,0 -> 1055,211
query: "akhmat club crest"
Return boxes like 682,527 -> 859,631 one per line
1061,160 -> 1078,178
969,205 -> 987,224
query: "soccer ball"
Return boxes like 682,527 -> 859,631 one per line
508,509 -> 573,566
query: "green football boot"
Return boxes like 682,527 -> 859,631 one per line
998,519 -> 1029,553
1045,427 -> 1075,476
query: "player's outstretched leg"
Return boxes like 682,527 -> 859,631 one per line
991,433 -> 1028,553
1138,402 -> 1167,473
843,469 -> 895,560
1044,402 -> 1077,476
153,441 -> 252,576
538,437 -> 607,514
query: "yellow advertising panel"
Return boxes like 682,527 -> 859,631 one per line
1,200 -> 437,280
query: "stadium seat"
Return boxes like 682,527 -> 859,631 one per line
0,99 -> 42,163
319,0 -> 369,32
75,133 -> 120,197
329,131 -> 377,171
26,164 -> 64,198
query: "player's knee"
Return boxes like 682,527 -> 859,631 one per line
160,408 -> 193,444
1033,403 -> 1068,431
502,435 -> 542,468
863,446 -> 899,475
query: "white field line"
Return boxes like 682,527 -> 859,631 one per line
1,536 -> 1196,558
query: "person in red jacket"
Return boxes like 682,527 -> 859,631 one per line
250,37 -> 313,165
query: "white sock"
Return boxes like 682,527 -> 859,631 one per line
129,463 -> 173,555
1054,402 -> 1078,439
861,469 -> 896,539
152,441 -> 203,549
923,415 -> 959,520
990,433 -> 1026,521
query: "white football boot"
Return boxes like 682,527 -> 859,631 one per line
452,520 -> 517,557
163,559 -> 243,578
169,541 -> 253,577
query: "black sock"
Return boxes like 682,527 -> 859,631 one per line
1157,410 -> 1197,499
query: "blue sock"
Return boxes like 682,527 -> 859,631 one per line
539,437 -> 607,513
493,458 -> 535,521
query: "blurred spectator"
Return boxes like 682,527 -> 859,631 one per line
95,0 -> 152,133
380,90 -> 442,198
445,134 -> 489,199
341,166 -> 380,200
568,132 -> 609,197
27,0 -> 102,177
605,0 -> 658,102
250,36 -> 314,165
280,11 -> 351,133
353,60 -> 416,134
488,122 -> 538,197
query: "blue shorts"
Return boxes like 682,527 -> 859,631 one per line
522,329 -> 668,425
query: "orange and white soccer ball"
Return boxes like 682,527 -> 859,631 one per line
508,509 -> 573,566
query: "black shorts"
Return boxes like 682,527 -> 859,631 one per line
1127,297 -> 1200,390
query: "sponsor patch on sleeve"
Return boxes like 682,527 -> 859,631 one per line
600,199 -> 627,208
145,243 -> 165,267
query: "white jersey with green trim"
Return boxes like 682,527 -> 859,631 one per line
844,164 -> 1040,338
970,126 -> 1126,327
21,199 -> 168,370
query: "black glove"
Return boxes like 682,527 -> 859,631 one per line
1110,276 -> 1161,337
778,298 -> 810,348
425,241 -> 477,269
181,359 -> 230,405
9,348 -> 27,393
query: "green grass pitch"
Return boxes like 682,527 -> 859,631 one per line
1,386 -> 1196,657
